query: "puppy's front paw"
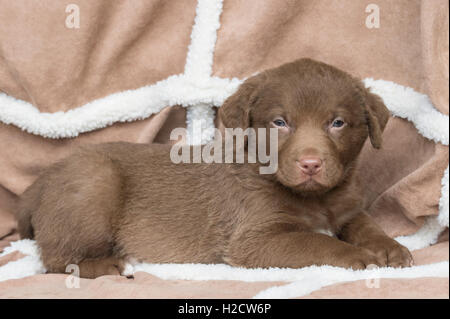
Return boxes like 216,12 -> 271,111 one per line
361,238 -> 413,268
340,247 -> 386,270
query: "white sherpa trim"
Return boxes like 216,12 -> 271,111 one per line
0,256 -> 46,282
0,238 -> 41,257
438,166 -> 449,227
184,0 -> 223,79
0,75 -> 240,139
0,239 -> 447,300
130,260 -> 449,285
0,239 -> 45,282
186,103 -> 217,145
253,261 -> 449,299
395,217 -> 443,250
184,0 -> 225,144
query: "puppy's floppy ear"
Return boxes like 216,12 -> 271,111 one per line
364,90 -> 390,149
219,76 -> 262,129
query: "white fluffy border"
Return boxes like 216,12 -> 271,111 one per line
0,75 -> 240,140
0,239 -> 448,299
253,261 -> 449,299
0,240 -> 45,282
0,0 -> 448,298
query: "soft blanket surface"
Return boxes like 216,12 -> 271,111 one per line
0,0 -> 448,298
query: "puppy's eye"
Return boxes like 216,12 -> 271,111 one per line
331,118 -> 345,128
273,119 -> 287,127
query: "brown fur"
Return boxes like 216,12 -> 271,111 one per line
17,59 -> 412,278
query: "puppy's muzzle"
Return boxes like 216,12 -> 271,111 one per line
296,156 -> 323,176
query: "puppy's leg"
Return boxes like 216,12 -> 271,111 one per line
225,223 -> 385,270
45,255 -> 127,279
28,151 -> 125,278
339,213 -> 413,267
77,257 -> 126,279
38,215 -> 123,278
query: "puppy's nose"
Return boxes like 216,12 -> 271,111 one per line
297,157 -> 322,176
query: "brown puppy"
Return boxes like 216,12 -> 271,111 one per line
17,58 -> 412,278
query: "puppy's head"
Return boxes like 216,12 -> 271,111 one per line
219,58 -> 389,194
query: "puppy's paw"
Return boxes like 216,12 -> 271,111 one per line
340,247 -> 386,270
79,257 -> 127,279
361,238 -> 413,268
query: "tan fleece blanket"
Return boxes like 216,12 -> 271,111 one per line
0,0 -> 448,299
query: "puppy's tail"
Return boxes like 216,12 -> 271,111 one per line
16,182 -> 42,239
